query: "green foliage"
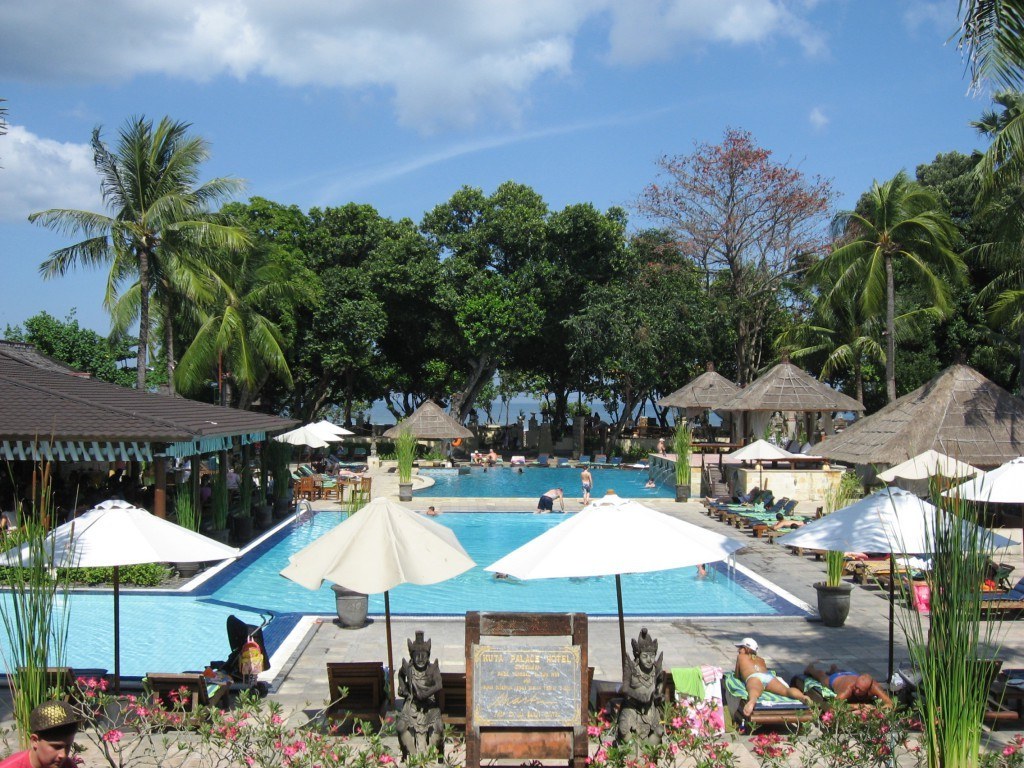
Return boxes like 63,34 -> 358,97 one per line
211,472 -> 229,530
672,422 -> 692,486
57,563 -> 170,587
394,428 -> 417,484
267,440 -> 292,502
823,472 -> 861,586
237,462 -> 253,518
174,486 -> 201,532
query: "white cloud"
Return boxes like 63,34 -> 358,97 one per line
0,0 -> 823,130
0,126 -> 100,222
809,106 -> 829,130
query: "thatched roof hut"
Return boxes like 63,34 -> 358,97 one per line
816,364 -> 1024,468
382,401 -> 473,440
657,363 -> 741,411
721,361 -> 864,413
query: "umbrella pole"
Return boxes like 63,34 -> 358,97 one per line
888,553 -> 895,684
385,591 -> 395,705
114,565 -> 121,694
616,574 -> 627,671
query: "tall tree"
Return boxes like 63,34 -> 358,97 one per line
958,1 -> 1024,93
810,173 -> 963,403
639,128 -> 834,384
29,116 -> 247,390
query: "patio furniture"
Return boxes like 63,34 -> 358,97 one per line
438,671 -> 467,728
325,661 -> 388,726
146,672 -> 229,712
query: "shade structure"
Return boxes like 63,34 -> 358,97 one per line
816,364 -> 1024,468
726,439 -> 795,463
485,492 -> 742,666
720,360 -> 865,414
877,450 -> 983,497
311,419 -> 354,437
0,499 -> 239,691
280,497 -> 475,700
274,424 -> 341,448
381,401 -> 472,440
657,363 -> 741,411
778,488 -> 1016,680
945,455 -> 1024,504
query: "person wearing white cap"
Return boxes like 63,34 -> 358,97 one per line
734,637 -> 810,717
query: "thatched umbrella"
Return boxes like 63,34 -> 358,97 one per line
657,363 -> 741,412
382,401 -> 473,440
720,359 -> 864,442
816,365 -> 1024,469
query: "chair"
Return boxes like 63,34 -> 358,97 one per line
981,577 -> 1024,618
608,457 -> 623,467
555,457 -> 570,467
438,671 -> 467,728
146,672 -> 228,712
577,455 -> 591,466
353,446 -> 368,459
320,479 -> 340,502
592,454 -> 608,467
722,672 -> 814,727
325,661 -> 387,726
531,454 -> 550,467
294,476 -> 317,501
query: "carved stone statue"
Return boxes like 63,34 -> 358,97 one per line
615,628 -> 665,746
395,631 -> 444,761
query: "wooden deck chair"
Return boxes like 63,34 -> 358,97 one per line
722,672 -> 815,728
325,661 -> 387,727
146,672 -> 228,712
294,476 -> 316,501
438,671 -> 467,728
320,479 -> 340,502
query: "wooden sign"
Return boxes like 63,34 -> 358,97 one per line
471,644 -> 582,726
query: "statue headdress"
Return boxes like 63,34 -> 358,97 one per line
408,630 -> 431,656
631,627 -> 658,657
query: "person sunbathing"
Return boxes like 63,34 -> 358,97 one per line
735,637 -> 810,716
804,663 -> 893,707
771,512 -> 805,531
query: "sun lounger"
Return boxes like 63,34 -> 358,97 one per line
591,454 -> 608,467
555,457 -> 571,467
510,455 -> 527,465
722,672 -> 815,727
530,453 -> 550,467
981,577 -> 1024,618
438,671 -> 467,728
146,672 -> 229,712
577,455 -> 591,466
608,457 -> 623,467
325,661 -> 387,727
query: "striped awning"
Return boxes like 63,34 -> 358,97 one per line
0,440 -> 153,462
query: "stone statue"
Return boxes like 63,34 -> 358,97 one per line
395,631 -> 444,761
616,628 -> 665,746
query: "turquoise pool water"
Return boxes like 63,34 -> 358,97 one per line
211,512 -> 787,617
420,466 -> 673,498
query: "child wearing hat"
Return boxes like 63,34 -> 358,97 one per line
0,700 -> 82,768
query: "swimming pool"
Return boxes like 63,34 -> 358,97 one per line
420,466 -> 673,498
210,512 -> 799,618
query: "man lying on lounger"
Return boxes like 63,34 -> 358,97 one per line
804,663 -> 893,707
735,637 -> 811,716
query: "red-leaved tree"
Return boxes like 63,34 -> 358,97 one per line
640,128 -> 835,384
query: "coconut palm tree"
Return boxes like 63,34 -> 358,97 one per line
29,116 -> 247,390
174,245 -> 313,408
958,1 -> 1024,93
809,173 -> 963,403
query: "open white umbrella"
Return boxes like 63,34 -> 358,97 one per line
311,420 -> 355,438
778,488 -> 1016,680
486,492 -> 742,666
280,497 -> 475,701
274,424 -> 339,448
878,450 -> 982,497
0,499 -> 239,691
725,440 -> 795,488
945,455 -> 1024,504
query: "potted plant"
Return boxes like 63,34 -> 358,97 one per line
814,472 -> 860,627
253,481 -> 273,530
672,421 -> 692,502
172,488 -> 203,578
268,441 -> 293,519
232,463 -> 254,543
395,428 -> 417,502
209,473 -> 230,544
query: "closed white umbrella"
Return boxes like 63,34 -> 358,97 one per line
0,499 -> 239,691
778,488 -> 1016,680
945,455 -> 1024,504
280,497 -> 475,701
486,492 -> 741,665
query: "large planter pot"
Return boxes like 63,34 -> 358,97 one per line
814,582 -> 853,627
175,561 -> 202,579
675,483 -> 690,502
398,481 -> 413,502
331,585 -> 369,628
232,514 -> 254,542
273,492 -> 293,520
254,503 -> 273,530
208,527 -> 230,544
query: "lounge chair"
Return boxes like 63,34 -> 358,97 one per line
591,454 -> 608,467
669,666 -> 726,733
608,457 -> 623,467
722,671 -> 814,727
577,455 -> 591,467
555,457 -> 571,467
510,455 -> 527,466
146,672 -> 229,712
438,671 -> 467,728
325,661 -> 387,727
530,454 -> 550,467
981,577 -> 1024,619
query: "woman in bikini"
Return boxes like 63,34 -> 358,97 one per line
734,637 -> 811,716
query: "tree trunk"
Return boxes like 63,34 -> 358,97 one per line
855,363 -> 864,406
885,253 -> 896,404
164,315 -> 175,396
456,355 -> 496,422
137,247 -> 151,391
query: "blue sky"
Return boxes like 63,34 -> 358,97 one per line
0,0 -> 992,336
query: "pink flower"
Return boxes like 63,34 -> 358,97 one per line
587,725 -> 602,736
271,713 -> 284,725
101,729 -> 123,744
671,716 -> 683,728
820,709 -> 834,724
379,756 -> 394,765
1004,746 -> 1018,756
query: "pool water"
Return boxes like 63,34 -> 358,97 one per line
420,466 -> 673,499
211,512 -> 793,618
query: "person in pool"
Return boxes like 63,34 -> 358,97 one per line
535,488 -> 564,514
734,637 -> 810,717
580,466 -> 593,505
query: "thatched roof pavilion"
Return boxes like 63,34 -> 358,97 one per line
721,360 -> 865,414
816,364 -> 1024,469
657,363 -> 741,411
382,401 -> 472,440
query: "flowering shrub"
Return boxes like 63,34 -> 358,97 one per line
980,735 -> 1024,768
750,732 -> 795,768
794,701 -> 921,768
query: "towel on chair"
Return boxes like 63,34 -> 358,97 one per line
671,667 -> 705,700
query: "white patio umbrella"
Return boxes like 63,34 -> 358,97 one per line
777,488 -> 1016,680
726,439 -> 795,488
311,420 -> 355,438
485,492 -> 742,667
0,499 -> 239,691
878,450 -> 982,496
280,496 -> 475,701
945,455 -> 1024,504
274,424 -> 339,448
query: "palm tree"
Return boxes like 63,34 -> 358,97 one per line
174,245 -> 313,408
29,116 -> 247,390
958,1 -> 1024,93
809,173 -> 963,403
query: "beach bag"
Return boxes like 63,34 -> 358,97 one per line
239,636 -> 264,686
